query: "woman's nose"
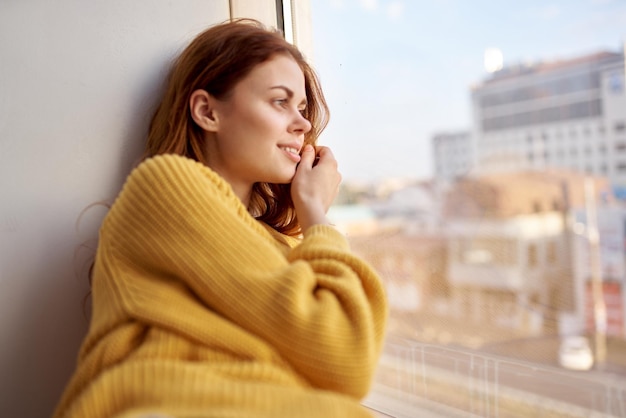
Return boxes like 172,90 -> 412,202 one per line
291,111 -> 312,134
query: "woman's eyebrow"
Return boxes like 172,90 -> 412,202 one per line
270,85 -> 307,105
270,85 -> 293,97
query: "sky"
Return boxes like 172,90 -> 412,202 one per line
309,0 -> 626,182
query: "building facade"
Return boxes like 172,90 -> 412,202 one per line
432,131 -> 475,183
470,49 -> 626,187
441,170 -> 617,335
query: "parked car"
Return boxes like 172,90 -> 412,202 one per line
558,336 -> 594,371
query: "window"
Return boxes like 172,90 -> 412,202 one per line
481,100 -> 602,132
310,2 -> 626,416
456,237 -> 517,265
609,72 -> 624,93
547,241 -> 557,263
528,243 -> 538,267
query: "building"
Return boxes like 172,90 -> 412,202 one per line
570,206 -> 626,338
370,182 -> 440,234
441,170 -> 615,335
348,233 -> 447,314
469,48 -> 626,187
432,131 -> 475,183
327,204 -> 379,236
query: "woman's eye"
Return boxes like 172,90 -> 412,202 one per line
274,98 -> 288,107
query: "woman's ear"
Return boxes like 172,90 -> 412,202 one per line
190,89 -> 219,132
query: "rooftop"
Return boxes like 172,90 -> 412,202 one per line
476,49 -> 624,88
442,169 -> 615,219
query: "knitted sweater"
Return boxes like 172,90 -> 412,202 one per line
54,154 -> 388,418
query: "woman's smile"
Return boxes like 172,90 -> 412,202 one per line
279,144 -> 302,163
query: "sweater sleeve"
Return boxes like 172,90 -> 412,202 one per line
102,155 -> 388,398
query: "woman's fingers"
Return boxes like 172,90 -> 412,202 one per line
292,145 -> 342,231
299,144 -> 316,169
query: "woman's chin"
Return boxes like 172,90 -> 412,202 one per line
265,171 -> 296,185
280,168 -> 298,183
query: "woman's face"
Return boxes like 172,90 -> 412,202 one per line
205,54 -> 312,197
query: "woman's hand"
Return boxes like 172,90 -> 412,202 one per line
291,145 -> 342,233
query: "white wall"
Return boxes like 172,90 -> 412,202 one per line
0,2 -> 244,417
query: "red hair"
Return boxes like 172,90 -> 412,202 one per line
144,19 -> 329,236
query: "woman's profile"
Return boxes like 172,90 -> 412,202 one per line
53,18 -> 388,418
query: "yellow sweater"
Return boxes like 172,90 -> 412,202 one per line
54,155 -> 388,418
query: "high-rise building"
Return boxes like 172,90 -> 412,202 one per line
469,47 -> 625,189
432,131 -> 474,183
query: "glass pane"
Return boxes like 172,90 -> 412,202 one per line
311,1 -> 626,417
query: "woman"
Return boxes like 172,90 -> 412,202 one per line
54,19 -> 387,418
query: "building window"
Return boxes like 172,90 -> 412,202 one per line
547,241 -> 557,263
528,244 -> 538,267
457,238 -> 517,265
482,100 -> 602,132
617,162 -> 626,172
615,142 -> 626,151
609,72 -> 624,94
615,121 -> 626,134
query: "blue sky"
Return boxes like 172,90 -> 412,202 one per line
309,0 -> 626,182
